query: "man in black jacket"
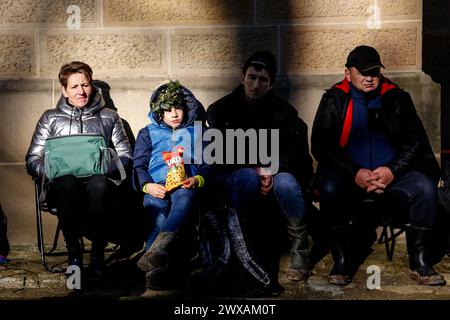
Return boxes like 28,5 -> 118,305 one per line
311,45 -> 445,286
207,51 -> 314,288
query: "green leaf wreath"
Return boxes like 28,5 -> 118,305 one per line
150,80 -> 183,115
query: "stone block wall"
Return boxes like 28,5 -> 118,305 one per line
0,0 -> 437,245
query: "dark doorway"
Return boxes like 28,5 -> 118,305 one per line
422,0 -> 450,176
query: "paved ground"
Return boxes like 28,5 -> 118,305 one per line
2,230 -> 450,302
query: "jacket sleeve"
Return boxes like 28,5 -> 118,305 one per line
278,116 -> 313,189
386,91 -> 429,179
311,92 -> 360,178
132,127 -> 154,191
206,102 -> 225,131
206,100 -> 233,174
110,114 -> 132,170
25,111 -> 52,179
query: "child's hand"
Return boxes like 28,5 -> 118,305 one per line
144,183 -> 167,199
182,177 -> 198,189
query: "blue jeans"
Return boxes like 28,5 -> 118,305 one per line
218,168 -> 306,219
319,169 -> 437,227
273,172 -> 306,219
143,187 -> 197,251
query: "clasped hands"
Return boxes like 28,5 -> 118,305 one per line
355,166 -> 394,194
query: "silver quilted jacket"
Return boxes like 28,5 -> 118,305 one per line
25,87 -> 132,178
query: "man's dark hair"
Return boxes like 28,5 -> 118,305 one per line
242,51 -> 277,84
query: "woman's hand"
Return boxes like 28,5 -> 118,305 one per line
182,177 -> 199,189
144,183 -> 167,199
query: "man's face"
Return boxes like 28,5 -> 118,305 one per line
241,66 -> 272,102
345,67 -> 381,93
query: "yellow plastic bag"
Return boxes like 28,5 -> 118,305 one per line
163,146 -> 186,191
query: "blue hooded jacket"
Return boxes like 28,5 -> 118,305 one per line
133,83 -> 208,189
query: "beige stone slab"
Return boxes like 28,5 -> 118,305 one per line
103,0 -> 252,27
258,0 -> 420,24
0,32 -> 35,78
258,0 -> 369,22
0,90 -> 54,163
281,23 -> 421,74
0,165 -> 59,246
39,29 -> 168,78
0,0 -> 99,28
107,89 -> 155,139
380,0 -> 421,19
171,27 -> 277,77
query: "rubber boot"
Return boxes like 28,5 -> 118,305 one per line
408,226 -> 446,286
137,232 -> 177,272
286,218 -> 310,281
88,240 -> 107,280
64,236 -> 83,290
328,225 -> 351,286
66,237 -> 83,269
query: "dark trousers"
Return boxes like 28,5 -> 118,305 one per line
319,169 -> 437,228
47,174 -> 114,245
0,203 -> 9,257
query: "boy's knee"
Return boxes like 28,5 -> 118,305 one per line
143,195 -> 168,212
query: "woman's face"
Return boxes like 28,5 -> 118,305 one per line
61,73 -> 93,108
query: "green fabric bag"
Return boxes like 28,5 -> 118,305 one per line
44,134 -> 112,180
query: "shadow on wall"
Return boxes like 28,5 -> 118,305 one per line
93,79 -> 136,150
213,0 -> 294,103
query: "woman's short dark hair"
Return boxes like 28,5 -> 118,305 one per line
58,61 -> 93,88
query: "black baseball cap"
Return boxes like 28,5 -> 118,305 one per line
242,51 -> 277,83
345,45 -> 385,72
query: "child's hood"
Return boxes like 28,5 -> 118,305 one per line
148,83 -> 206,129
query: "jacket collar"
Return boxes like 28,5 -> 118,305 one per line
56,86 -> 105,116
334,77 -> 397,96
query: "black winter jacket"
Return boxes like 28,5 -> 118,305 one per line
207,85 -> 314,190
311,77 -> 440,183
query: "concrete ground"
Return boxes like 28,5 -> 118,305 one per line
2,230 -> 450,301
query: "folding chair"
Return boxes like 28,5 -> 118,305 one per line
377,219 -> 409,261
353,197 -> 409,262
34,178 -> 84,271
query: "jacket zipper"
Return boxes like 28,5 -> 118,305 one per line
366,98 -> 373,170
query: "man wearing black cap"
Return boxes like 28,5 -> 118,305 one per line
311,45 -> 445,286
207,51 -> 314,293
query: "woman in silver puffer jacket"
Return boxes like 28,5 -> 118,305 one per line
25,61 -> 132,281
